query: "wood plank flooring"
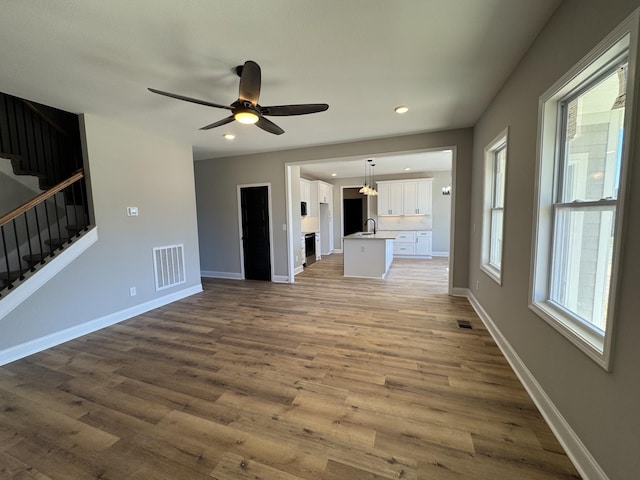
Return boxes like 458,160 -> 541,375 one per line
0,255 -> 581,479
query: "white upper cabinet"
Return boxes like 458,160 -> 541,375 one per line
318,181 -> 332,204
378,179 -> 432,216
403,179 -> 432,215
300,179 -> 311,207
377,182 -> 403,216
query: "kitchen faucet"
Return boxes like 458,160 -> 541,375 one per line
365,218 -> 376,234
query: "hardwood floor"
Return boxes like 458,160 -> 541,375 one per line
0,255 -> 580,479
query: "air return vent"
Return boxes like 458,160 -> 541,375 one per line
153,244 -> 186,291
457,320 -> 473,330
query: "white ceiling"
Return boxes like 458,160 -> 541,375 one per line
299,149 -> 453,181
0,0 -> 561,165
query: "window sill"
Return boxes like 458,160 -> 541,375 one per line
480,264 -> 502,285
528,300 -> 610,371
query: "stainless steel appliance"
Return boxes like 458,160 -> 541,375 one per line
304,233 -> 316,266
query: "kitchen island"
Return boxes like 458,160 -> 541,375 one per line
343,232 -> 397,279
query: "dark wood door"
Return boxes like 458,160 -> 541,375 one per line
343,197 -> 364,236
240,186 -> 271,281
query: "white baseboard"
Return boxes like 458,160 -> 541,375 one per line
450,287 -> 469,297
294,265 -> 304,276
333,248 -> 343,254
0,227 -> 99,322
431,251 -> 449,257
466,292 -> 609,480
0,284 -> 203,367
201,270 -> 242,280
272,275 -> 289,283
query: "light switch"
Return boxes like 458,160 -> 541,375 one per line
127,207 -> 139,216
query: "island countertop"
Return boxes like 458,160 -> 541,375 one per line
343,232 -> 398,240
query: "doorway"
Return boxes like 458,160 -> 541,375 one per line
239,185 -> 272,281
343,187 -> 366,236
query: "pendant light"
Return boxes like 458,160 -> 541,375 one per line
369,160 -> 378,196
359,158 -> 369,194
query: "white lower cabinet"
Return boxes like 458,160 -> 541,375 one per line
392,230 -> 432,257
416,231 -> 432,256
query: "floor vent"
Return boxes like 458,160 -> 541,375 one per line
153,244 -> 186,291
457,320 -> 473,330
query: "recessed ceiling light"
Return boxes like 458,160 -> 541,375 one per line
404,167 -> 411,171
394,105 -> 409,114
223,133 -> 235,140
331,173 -> 337,177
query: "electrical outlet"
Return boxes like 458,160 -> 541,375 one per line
476,280 -> 480,291
130,287 -> 137,296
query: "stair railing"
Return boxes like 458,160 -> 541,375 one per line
0,169 -> 89,297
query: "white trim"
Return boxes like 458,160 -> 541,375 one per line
200,270 -> 242,280
0,283 -> 203,366
272,275 -> 289,283
293,265 -> 304,275
430,251 -> 449,257
467,292 -> 609,480
451,287 -> 469,297
0,227 -> 99,321
237,183 -> 276,282
481,127 -> 509,286
530,11 -> 639,371
333,248 -> 343,254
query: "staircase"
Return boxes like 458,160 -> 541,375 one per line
1,91 -> 91,300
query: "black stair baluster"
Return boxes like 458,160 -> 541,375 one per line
11,218 -> 26,280
52,192 -> 62,253
1,225 -> 12,289
23,210 -> 35,272
78,178 -> 88,229
42,200 -> 53,263
33,203 -> 45,262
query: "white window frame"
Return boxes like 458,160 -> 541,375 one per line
481,128 -> 508,285
530,11 -> 638,370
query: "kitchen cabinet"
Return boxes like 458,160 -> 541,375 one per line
416,231 -> 432,256
403,179 -> 432,215
300,179 -> 311,212
390,230 -> 432,257
317,181 -> 332,204
377,178 -> 432,216
377,182 -> 403,216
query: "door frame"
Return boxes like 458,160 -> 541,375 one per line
237,183 -> 275,281
339,184 -> 369,252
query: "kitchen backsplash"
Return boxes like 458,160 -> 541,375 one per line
378,215 -> 432,231
301,215 -> 319,233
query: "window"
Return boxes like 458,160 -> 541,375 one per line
481,129 -> 508,284
531,14 -> 637,370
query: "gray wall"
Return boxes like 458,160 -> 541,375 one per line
0,114 -> 202,351
0,171 -> 38,217
469,1 -> 640,478
195,128 -> 472,288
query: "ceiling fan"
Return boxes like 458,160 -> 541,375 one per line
148,60 -> 329,135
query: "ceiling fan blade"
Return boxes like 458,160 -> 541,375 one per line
199,115 -> 235,130
260,104 -> 329,116
148,88 -> 232,110
256,116 -> 284,135
238,60 -> 261,105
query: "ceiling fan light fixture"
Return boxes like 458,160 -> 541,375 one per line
234,111 -> 259,124
223,133 -> 235,140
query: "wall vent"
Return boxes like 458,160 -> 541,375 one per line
153,244 -> 186,291
457,320 -> 473,330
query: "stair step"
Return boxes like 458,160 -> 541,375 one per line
45,237 -> 71,249
66,224 -> 88,235
22,252 -> 51,265
0,270 -> 24,287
